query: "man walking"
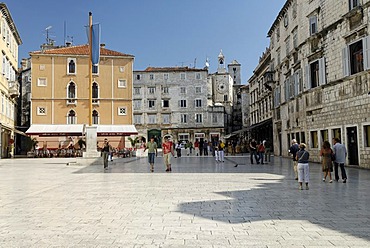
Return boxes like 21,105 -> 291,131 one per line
162,136 -> 175,172
249,139 -> 259,164
102,138 -> 112,170
289,139 -> 299,180
144,136 -> 158,172
332,137 -> 348,183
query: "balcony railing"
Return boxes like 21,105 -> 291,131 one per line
8,81 -> 20,98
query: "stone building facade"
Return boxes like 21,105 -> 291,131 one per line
133,67 -> 225,146
0,3 -> 22,158
247,49 -> 274,148
251,0 -> 370,168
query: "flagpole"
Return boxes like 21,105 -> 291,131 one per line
89,12 -> 93,126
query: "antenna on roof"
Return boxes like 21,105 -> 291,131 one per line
194,58 -> 197,68
44,26 -> 55,45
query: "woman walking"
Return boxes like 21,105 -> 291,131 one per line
296,143 -> 310,190
320,140 -> 334,183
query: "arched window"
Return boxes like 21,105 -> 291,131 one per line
68,82 -> 76,99
67,110 -> 76,124
92,110 -> 99,124
92,82 -> 99,104
92,82 -> 98,99
68,60 -> 76,74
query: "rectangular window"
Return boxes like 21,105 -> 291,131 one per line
162,114 -> 170,124
162,99 -> 170,108
333,128 -> 342,141
349,0 -> 360,10
39,64 -> 45,71
37,78 -> 47,86
180,100 -> 187,108
92,65 -> 98,74
195,86 -> 201,93
195,113 -> 203,123
148,114 -> 156,124
118,79 -> 127,88
293,28 -> 298,48
349,40 -> 364,75
196,73 -> 201,79
178,133 -> 189,142
180,73 -> 186,80
307,58 -> 326,89
285,36 -> 290,55
364,125 -> 370,147
212,114 -> 218,123
301,132 -> 306,143
148,100 -> 156,108
136,74 -> 141,80
149,74 -> 154,80
119,66 -> 125,73
181,114 -> 187,123
134,87 -> 141,95
37,106 -> 46,115
148,87 -> 156,94
133,100 -> 141,110
180,87 -> 186,93
195,99 -> 202,107
162,86 -> 169,94
224,95 -> 228,101
309,16 -> 318,36
118,107 -> 127,116
134,114 -> 142,124
321,129 -> 328,143
164,73 -> 169,80
310,131 -> 318,148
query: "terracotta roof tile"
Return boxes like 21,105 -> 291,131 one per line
31,44 -> 134,57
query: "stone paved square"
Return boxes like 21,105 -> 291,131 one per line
1,155 -> 370,247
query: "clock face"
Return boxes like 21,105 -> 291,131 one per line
217,83 -> 227,93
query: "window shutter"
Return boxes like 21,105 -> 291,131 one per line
305,65 -> 311,90
363,36 -> 370,70
294,72 -> 299,95
319,57 -> 326,85
284,79 -> 289,102
342,47 -> 349,77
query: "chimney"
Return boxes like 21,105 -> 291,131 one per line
65,41 -> 72,47
100,43 -> 106,48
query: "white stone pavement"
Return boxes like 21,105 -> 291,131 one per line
0,155 -> 370,247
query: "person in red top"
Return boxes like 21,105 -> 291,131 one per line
162,136 -> 175,172
194,139 -> 200,156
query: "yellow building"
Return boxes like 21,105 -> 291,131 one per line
0,3 -> 22,158
27,44 -> 136,150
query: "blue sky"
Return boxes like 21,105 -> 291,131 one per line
7,0 -> 286,82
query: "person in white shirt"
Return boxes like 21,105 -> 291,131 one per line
332,138 -> 348,183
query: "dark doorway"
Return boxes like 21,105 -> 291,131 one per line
346,126 -> 359,166
147,129 -> 162,148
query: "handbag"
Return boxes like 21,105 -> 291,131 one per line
330,149 -> 335,161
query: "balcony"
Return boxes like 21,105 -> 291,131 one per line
263,71 -> 274,91
8,81 -> 20,98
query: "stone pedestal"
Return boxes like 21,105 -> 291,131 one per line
83,126 -> 101,158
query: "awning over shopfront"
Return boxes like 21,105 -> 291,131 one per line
96,125 -> 138,136
224,128 -> 250,139
26,124 -> 138,137
26,124 -> 84,137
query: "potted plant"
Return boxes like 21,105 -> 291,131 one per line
128,136 -> 139,156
